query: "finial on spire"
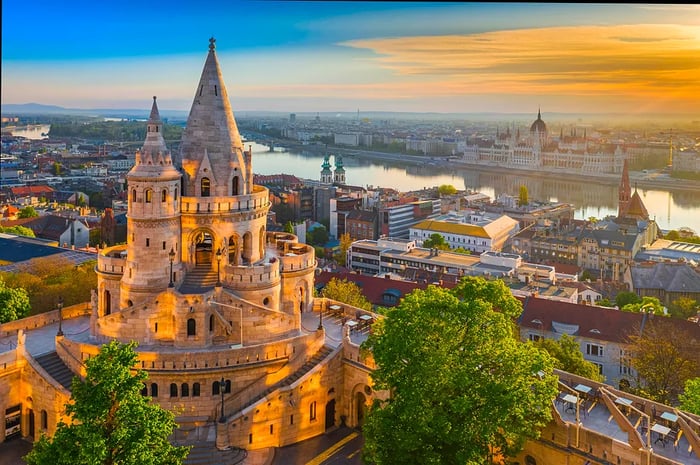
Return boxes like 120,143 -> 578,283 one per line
538,107 -> 541,120
209,37 -> 216,51
153,95 -> 157,102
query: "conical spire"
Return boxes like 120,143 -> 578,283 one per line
618,159 -> 632,217
178,37 -> 247,197
142,96 -> 168,160
127,97 -> 179,178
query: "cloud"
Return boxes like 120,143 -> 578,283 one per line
339,24 -> 700,113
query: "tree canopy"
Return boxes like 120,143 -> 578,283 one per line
621,296 -> 666,316
307,226 -> 329,247
518,185 -> 529,207
679,378 -> 700,415
362,277 -> 558,465
0,225 -> 35,237
25,341 -> 189,465
535,334 -> 604,382
626,319 -> 700,404
668,297 -> 699,320
438,184 -> 457,196
0,277 -> 31,323
615,291 -> 640,309
335,232 -> 353,266
18,206 -> 39,218
320,277 -> 372,311
422,233 -> 450,250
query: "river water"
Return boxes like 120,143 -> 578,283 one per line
247,142 -> 700,233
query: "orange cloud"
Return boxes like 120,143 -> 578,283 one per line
337,24 -> 700,113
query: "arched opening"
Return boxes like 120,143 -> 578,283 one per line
170,383 -> 178,397
225,379 -> 231,394
259,225 -> 265,258
151,383 -> 158,397
161,189 -> 167,202
192,230 -> 214,265
103,290 -> 111,315
228,236 -> 240,265
187,318 -> 196,336
201,177 -> 210,197
209,314 -> 215,332
181,383 -> 189,397
193,383 -> 200,397
174,187 -> 178,201
355,392 -> 367,428
141,384 -> 148,396
28,409 -> 35,439
232,176 -> 239,196
325,399 -> 336,430
131,189 -> 136,204
299,286 -> 305,314
243,232 -> 253,264
145,189 -> 153,203
212,381 -> 220,396
41,410 -> 47,430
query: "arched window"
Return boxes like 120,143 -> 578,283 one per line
212,381 -> 220,396
309,401 -> 317,421
174,187 -> 178,201
209,315 -> 215,332
201,177 -> 210,197
104,290 -> 111,315
151,383 -> 159,397
170,383 -> 178,397
131,189 -> 136,203
145,189 -> 153,203
141,384 -> 148,396
41,410 -> 48,430
187,318 -> 196,336
225,379 -> 231,394
181,383 -> 189,397
193,383 -> 200,397
161,189 -> 167,202
232,176 -> 239,196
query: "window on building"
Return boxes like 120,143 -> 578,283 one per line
170,383 -> 178,397
174,188 -> 178,201
151,383 -> 158,397
131,189 -> 136,203
187,318 -> 196,336
146,238 -> 150,247
181,383 -> 189,397
162,189 -> 167,202
141,384 -> 148,396
232,176 -> 239,196
212,381 -> 220,396
41,410 -> 48,430
225,379 -> 231,394
201,178 -> 211,197
528,334 -> 541,342
145,189 -> 153,203
309,401 -> 317,421
586,343 -> 604,357
193,383 -> 200,397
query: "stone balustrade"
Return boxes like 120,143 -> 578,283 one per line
224,261 -> 280,290
97,245 -> 127,275
181,186 -> 269,215
0,303 -> 91,338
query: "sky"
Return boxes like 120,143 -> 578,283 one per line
2,1 -> 700,115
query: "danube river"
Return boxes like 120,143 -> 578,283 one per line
247,142 -> 700,234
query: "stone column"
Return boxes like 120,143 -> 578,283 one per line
215,421 -> 230,450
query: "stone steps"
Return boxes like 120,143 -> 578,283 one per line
180,265 -> 218,294
35,351 -> 75,391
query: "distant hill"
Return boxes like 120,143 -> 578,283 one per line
1,103 -> 188,120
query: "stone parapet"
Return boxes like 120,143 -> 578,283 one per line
0,303 -> 91,338
224,262 -> 280,291
181,185 -> 269,216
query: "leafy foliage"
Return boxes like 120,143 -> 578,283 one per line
0,225 -> 36,237
422,233 -> 450,250
334,232 -> 353,266
18,206 -> 39,218
0,277 -> 31,323
535,334 -> 604,382
25,341 -> 189,465
437,184 -> 457,195
49,120 -> 183,142
679,378 -> 700,415
1,256 -> 97,314
615,291 -> 640,309
362,277 -> 558,465
668,297 -> 699,320
621,296 -> 665,316
518,185 -> 529,206
283,221 -> 294,234
307,226 -> 329,246
320,277 -> 372,311
626,319 -> 700,404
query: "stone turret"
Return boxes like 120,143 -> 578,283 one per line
121,97 -> 182,307
178,37 -> 248,197
320,155 -> 333,184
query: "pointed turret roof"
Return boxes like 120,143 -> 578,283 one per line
178,37 -> 246,196
625,186 -> 650,220
127,97 -> 179,179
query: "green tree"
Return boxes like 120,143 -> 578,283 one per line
518,185 -> 529,207
307,226 -> 329,247
25,341 -> 189,465
535,334 -> 604,382
0,225 -> 36,237
615,291 -> 640,309
334,232 -> 353,266
320,278 -> 372,311
664,230 -> 680,241
422,233 -> 450,250
18,206 -> 39,218
51,162 -> 62,175
621,296 -> 665,316
437,184 -> 457,196
679,378 -> 700,415
76,194 -> 87,207
668,297 -> 699,320
626,319 -> 700,404
283,221 -> 294,234
363,277 -> 558,465
0,277 -> 31,323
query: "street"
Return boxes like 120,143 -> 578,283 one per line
271,427 -> 364,465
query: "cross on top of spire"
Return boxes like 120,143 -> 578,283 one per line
209,37 -> 216,51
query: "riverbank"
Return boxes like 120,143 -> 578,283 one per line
258,137 -> 700,193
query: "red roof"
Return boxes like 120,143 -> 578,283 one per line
316,271 -> 427,307
9,185 -> 54,196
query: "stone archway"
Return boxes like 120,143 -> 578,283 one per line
242,232 -> 253,264
325,398 -> 336,430
355,391 -> 367,428
190,229 -> 215,266
228,235 -> 241,266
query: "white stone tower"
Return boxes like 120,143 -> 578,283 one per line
333,155 -> 346,185
320,155 -> 333,184
120,97 -> 182,308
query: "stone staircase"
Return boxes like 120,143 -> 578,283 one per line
180,264 -> 218,294
231,345 -> 334,418
35,351 -> 75,391
183,443 -> 247,465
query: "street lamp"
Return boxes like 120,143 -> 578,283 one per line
218,377 -> 226,423
215,247 -> 222,287
168,248 -> 175,288
57,296 -> 64,336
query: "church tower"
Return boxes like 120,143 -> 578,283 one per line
121,97 -> 182,307
618,158 -> 632,217
320,155 -> 333,184
333,155 -> 346,185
